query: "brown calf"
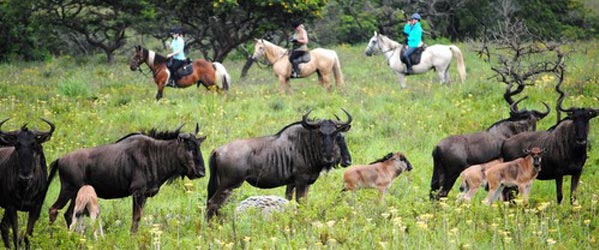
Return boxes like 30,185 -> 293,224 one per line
343,152 -> 412,200
457,158 -> 504,202
484,147 -> 545,205
69,185 -> 104,239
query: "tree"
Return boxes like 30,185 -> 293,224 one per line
143,0 -> 327,63
39,0 -> 150,63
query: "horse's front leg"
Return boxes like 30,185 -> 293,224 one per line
155,72 -> 168,100
394,72 -> 407,89
278,75 -> 292,94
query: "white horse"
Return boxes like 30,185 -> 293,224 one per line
364,31 -> 466,88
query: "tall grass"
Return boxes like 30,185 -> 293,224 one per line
0,40 -> 598,249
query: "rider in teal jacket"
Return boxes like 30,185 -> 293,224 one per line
402,13 -> 423,74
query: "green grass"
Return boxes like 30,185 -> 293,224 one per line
1,40 -> 598,249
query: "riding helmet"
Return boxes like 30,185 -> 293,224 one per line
410,13 -> 421,21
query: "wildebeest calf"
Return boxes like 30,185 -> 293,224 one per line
342,152 -> 412,200
457,158 -> 503,202
484,147 -> 545,205
69,185 -> 104,240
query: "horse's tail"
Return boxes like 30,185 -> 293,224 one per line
212,62 -> 231,90
449,45 -> 466,83
332,52 -> 344,86
207,151 -> 219,204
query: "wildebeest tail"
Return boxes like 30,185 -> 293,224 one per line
430,146 -> 443,200
47,159 -> 59,186
207,151 -> 219,204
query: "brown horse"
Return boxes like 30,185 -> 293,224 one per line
251,39 -> 344,94
129,45 -> 231,100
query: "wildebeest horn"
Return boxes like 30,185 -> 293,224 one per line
39,118 -> 55,135
195,123 -> 200,135
0,118 -> 10,135
175,123 -> 185,134
336,108 -> 353,127
504,82 -> 525,109
533,102 -> 551,118
556,80 -> 575,113
301,110 -> 320,129
510,96 -> 528,114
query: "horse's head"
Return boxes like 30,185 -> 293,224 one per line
251,39 -> 266,60
364,31 -> 381,56
129,45 -> 145,71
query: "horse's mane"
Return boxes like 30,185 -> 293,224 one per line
141,47 -> 169,64
380,35 -> 401,48
369,152 -> 395,165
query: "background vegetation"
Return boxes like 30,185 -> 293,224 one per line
2,0 -> 599,62
1,37 -> 598,249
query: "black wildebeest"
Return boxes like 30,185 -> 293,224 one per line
501,81 -> 599,204
430,84 -> 550,200
206,110 -> 353,220
0,118 -> 55,249
47,124 -> 207,233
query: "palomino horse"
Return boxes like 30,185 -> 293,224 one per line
129,45 -> 231,100
364,32 -> 466,88
251,39 -> 343,93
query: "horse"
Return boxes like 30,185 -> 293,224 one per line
129,45 -> 231,100
364,31 -> 466,88
251,39 -> 344,94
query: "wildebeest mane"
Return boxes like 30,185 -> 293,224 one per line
114,132 -> 142,143
274,121 -> 304,136
546,117 -> 572,131
141,128 -> 180,140
369,153 -> 394,164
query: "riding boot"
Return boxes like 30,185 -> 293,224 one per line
291,62 -> 300,78
405,59 -> 413,75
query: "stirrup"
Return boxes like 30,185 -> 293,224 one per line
166,79 -> 177,87
291,72 -> 300,78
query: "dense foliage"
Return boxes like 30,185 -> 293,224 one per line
0,39 -> 598,249
2,0 -> 598,62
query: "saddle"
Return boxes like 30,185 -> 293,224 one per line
168,58 -> 194,79
400,45 -> 426,65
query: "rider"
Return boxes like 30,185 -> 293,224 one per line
289,20 -> 309,78
166,27 -> 186,87
402,13 -> 423,75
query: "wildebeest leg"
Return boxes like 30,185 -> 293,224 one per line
570,173 -> 581,204
49,185 -> 77,224
429,157 -> 444,200
63,199 -> 76,227
555,176 -> 564,204
518,184 -> 529,205
285,184 -> 295,200
206,188 -> 234,221
294,183 -> 310,202
0,211 -> 12,248
131,193 -> 147,233
4,209 -> 18,249
439,172 -> 460,198
24,204 -> 43,248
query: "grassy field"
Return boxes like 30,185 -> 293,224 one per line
1,40 -> 598,249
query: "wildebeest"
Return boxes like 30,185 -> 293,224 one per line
430,86 -> 550,200
206,110 -> 352,220
501,83 -> 599,204
484,147 -> 545,205
48,124 -> 207,233
69,185 -> 104,240
342,152 -> 412,200
456,158 -> 503,202
0,118 -> 55,249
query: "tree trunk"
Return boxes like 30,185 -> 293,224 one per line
240,57 -> 255,79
